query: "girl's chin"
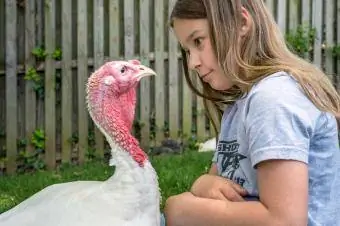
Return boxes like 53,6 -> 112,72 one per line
209,82 -> 232,91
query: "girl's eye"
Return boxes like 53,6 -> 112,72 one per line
194,38 -> 202,47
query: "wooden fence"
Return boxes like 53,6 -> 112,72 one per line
0,0 -> 339,175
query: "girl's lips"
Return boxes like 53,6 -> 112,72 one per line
201,71 -> 212,82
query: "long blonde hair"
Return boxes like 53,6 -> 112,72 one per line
170,0 -> 340,136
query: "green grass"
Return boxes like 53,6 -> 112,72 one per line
0,150 -> 213,213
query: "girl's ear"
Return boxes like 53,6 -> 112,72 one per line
240,6 -> 251,37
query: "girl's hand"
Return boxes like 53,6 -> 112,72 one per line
190,174 -> 248,201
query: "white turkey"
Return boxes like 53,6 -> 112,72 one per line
0,60 -> 162,226
198,137 -> 217,152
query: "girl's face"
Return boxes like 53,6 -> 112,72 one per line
172,18 -> 233,91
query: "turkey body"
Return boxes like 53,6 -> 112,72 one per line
0,60 -> 161,226
0,147 -> 161,226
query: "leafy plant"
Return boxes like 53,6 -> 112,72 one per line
16,129 -> 46,174
31,47 -> 47,61
31,129 -> 45,151
68,132 -> 79,145
85,130 -> 98,161
133,120 -> 147,141
86,147 -> 98,161
52,48 -> 62,61
0,145 -> 6,172
24,67 -> 44,98
285,24 -> 316,57
332,45 -> 340,57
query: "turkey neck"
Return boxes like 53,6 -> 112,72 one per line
92,87 -> 159,201
117,87 -> 136,132
104,87 -> 148,166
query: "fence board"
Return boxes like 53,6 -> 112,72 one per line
301,0 -> 311,60
0,53 -> 176,76
301,0 -> 310,24
36,0 -> 44,130
93,0 -> 105,157
124,0 -> 134,59
36,0 -> 43,46
77,0 -> 88,164
44,0 -> 56,170
61,0 -> 73,163
36,0 -> 44,131
182,65 -> 192,140
154,0 -> 165,144
0,3 -> 4,71
139,0 -> 151,150
325,0 -> 334,79
109,0 -> 120,59
265,0 -> 275,14
289,0 -> 299,30
196,79 -> 206,141
25,0 -> 36,155
312,0 -> 323,68
277,0 -> 287,33
168,0 -> 179,140
337,0 -> 340,91
5,0 -> 17,174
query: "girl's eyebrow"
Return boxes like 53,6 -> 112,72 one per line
185,30 -> 201,42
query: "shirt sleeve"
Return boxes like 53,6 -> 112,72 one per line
244,81 -> 318,168
212,150 -> 218,162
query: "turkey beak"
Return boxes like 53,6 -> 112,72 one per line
135,65 -> 156,81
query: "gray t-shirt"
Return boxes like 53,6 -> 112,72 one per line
212,71 -> 340,225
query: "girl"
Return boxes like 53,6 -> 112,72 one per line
163,0 -> 340,226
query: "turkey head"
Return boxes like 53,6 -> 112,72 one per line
86,60 -> 156,166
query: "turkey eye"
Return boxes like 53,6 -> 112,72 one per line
120,66 -> 127,74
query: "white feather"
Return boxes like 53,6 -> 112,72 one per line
103,75 -> 115,85
0,122 -> 161,226
198,137 -> 217,152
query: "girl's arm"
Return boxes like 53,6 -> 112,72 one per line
190,163 -> 248,201
208,163 -> 218,174
164,159 -> 308,226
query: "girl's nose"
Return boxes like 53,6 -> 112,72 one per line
188,53 -> 201,71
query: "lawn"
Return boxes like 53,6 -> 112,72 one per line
0,150 -> 213,214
